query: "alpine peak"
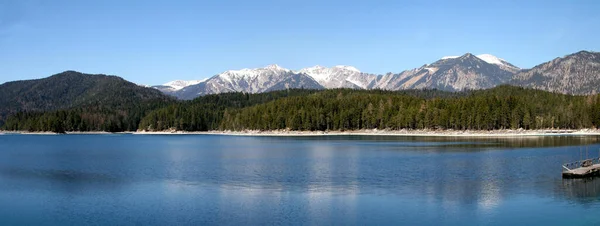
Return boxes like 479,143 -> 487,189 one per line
333,65 -> 360,73
476,54 -> 505,66
264,64 -> 287,71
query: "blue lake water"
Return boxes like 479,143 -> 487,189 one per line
1,134 -> 600,225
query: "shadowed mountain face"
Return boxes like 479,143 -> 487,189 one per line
0,71 -> 171,126
511,51 -> 600,95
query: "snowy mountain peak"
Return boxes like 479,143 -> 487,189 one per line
264,64 -> 288,71
333,65 -> 360,73
223,64 -> 290,75
439,53 -> 519,72
475,54 -> 520,72
298,65 -> 362,80
163,79 -> 205,90
154,53 -> 523,99
298,66 -> 332,82
296,65 -> 371,89
219,65 -> 287,80
460,53 -> 476,58
475,54 -> 505,65
305,65 -> 326,70
441,56 -> 460,60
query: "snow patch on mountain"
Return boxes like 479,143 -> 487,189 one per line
297,65 -> 329,81
476,54 -> 505,66
441,56 -> 460,60
424,67 -> 438,74
265,64 -> 289,71
155,53 -> 523,99
298,65 -> 373,89
219,64 -> 291,83
333,65 -> 360,73
475,54 -> 520,72
164,79 -> 206,90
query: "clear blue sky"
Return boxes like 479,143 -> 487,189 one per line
1,0 -> 599,85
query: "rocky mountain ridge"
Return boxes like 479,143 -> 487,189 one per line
151,50 -> 599,99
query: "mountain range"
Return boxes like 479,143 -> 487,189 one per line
154,51 -> 600,99
511,51 -> 600,94
1,50 -> 599,132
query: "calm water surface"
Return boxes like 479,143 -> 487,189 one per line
1,134 -> 600,225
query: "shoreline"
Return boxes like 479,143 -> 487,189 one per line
3,129 -> 600,137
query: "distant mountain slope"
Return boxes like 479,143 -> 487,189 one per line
511,51 -> 600,95
298,65 -> 378,89
155,53 -> 520,98
372,53 -> 516,91
475,54 -> 520,73
0,71 -> 171,126
171,65 -> 325,100
264,73 -> 324,92
442,54 -> 521,73
152,79 -> 206,94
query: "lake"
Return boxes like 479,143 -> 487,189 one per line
1,134 -> 599,225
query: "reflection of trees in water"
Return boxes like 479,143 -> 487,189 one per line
482,136 -> 600,148
560,177 -> 600,203
0,167 -> 124,194
207,135 -> 600,211
276,135 -> 600,149
399,136 -> 600,149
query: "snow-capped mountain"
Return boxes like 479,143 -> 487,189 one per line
440,54 -> 520,73
153,53 -> 523,99
152,79 -> 206,94
297,65 -> 378,89
164,80 -> 206,90
475,54 -> 521,73
370,53 -> 517,91
173,65 -> 323,100
205,64 -> 294,94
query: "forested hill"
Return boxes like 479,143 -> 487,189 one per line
139,85 -> 600,132
219,86 -> 600,131
0,71 -> 173,131
4,84 -> 600,132
137,88 -> 468,131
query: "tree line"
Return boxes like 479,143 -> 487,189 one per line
143,86 -> 600,132
138,89 -> 322,131
2,101 -> 169,133
3,85 -> 600,132
222,86 -> 600,131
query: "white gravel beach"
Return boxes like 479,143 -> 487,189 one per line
3,129 -> 600,137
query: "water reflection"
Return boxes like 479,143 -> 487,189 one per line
209,135 -> 600,209
0,167 -> 124,194
1,134 -> 600,225
560,178 -> 600,204
279,135 -> 600,150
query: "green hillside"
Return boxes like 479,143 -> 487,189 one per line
0,71 -> 173,131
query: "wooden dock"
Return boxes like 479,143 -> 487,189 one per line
562,158 -> 600,178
